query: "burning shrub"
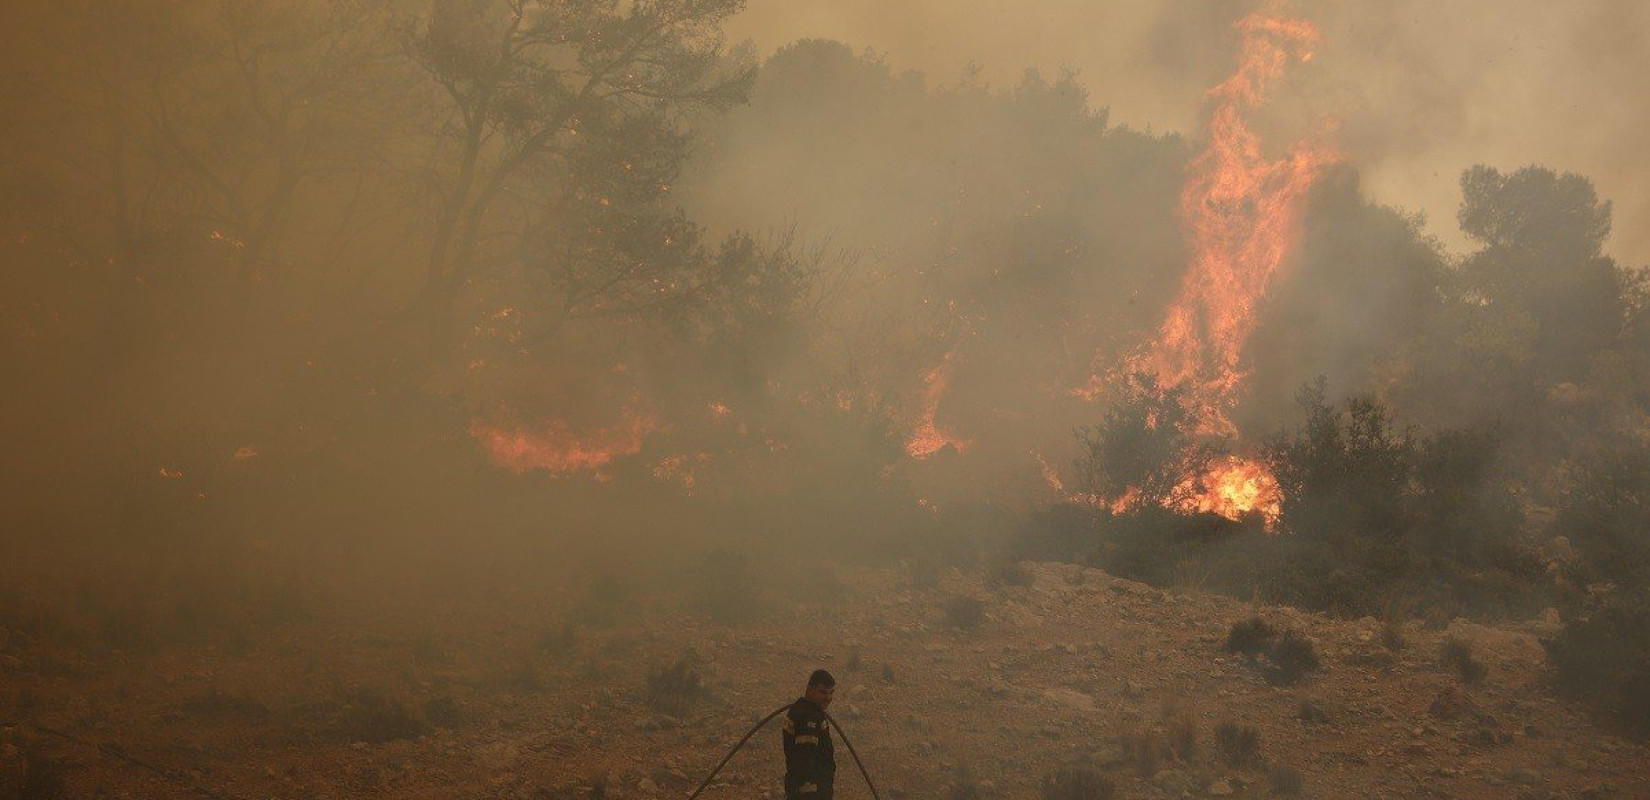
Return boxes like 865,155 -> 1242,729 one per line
1543,595 -> 1650,737
1441,638 -> 1488,685
645,654 -> 708,717
1213,721 -> 1261,767
1039,765 -> 1115,800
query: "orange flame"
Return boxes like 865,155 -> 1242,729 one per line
1086,13 -> 1335,528
1170,455 -> 1282,529
1134,13 -> 1337,437
470,411 -> 660,477
906,351 -> 971,459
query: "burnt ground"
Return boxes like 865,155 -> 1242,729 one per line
1,562 -> 1645,800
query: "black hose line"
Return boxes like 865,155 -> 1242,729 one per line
823,711 -> 882,800
685,705 -> 791,800
685,705 -> 881,800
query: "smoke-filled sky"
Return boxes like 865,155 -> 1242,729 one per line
729,0 -> 1650,266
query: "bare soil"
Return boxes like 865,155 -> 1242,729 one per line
2,562 -> 1645,799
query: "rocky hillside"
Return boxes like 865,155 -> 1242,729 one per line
2,562 -> 1645,799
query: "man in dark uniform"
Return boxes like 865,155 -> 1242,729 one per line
782,670 -> 837,800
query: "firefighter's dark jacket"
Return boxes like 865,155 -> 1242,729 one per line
782,695 -> 835,794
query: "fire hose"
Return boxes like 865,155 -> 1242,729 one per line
686,705 -> 881,800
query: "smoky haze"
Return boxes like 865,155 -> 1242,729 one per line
729,0 -> 1650,267
2,3 -> 1650,794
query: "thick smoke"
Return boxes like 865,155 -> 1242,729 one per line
730,0 -> 1650,267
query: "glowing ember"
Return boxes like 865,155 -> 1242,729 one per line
1170,455 -> 1282,529
1034,451 -> 1066,493
651,453 -> 709,495
470,411 -> 660,476
906,351 -> 971,459
1133,13 -> 1337,436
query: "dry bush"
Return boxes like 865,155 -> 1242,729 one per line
1268,630 -> 1322,685
1166,716 -> 1198,762
1040,765 -> 1115,800
1380,615 -> 1408,652
1223,619 -> 1320,685
1223,618 -> 1277,656
950,766 -> 985,800
1441,638 -> 1488,685
1117,726 -> 1164,777
987,560 -> 1035,589
179,687 -> 270,721
645,654 -> 708,717
1268,764 -> 1305,796
337,689 -> 430,743
20,749 -> 69,800
422,695 -> 463,728
1214,722 -> 1261,767
1297,698 -> 1331,724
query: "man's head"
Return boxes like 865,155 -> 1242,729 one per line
805,669 -> 836,709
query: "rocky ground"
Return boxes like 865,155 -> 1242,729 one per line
2,561 -> 1646,799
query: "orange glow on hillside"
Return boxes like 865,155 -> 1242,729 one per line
470,411 -> 660,477
906,351 -> 971,459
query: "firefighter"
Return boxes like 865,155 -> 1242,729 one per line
782,670 -> 837,800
